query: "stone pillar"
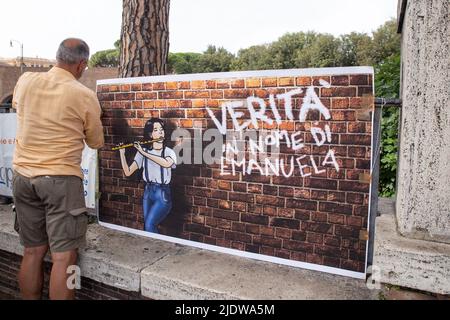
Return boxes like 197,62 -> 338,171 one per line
396,0 -> 450,244
371,1 -> 449,295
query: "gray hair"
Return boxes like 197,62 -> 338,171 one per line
56,38 -> 90,65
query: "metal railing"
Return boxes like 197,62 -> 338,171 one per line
375,98 -> 402,109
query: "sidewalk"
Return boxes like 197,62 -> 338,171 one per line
0,203 -> 379,300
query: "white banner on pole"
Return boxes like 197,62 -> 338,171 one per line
0,114 -> 16,197
0,114 -> 97,209
81,145 -> 97,209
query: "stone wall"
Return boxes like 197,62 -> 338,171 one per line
372,0 -> 450,295
0,249 -> 147,300
396,0 -> 450,243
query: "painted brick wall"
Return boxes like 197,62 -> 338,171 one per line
97,69 -> 373,273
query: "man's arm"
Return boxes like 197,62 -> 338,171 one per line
83,92 -> 104,149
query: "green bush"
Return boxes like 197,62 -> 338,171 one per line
375,54 -> 401,197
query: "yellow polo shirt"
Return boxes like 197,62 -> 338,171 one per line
12,66 -> 104,179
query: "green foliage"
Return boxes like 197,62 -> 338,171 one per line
371,20 -> 401,197
168,52 -> 202,74
231,44 -> 272,71
89,40 -> 121,68
379,106 -> 399,197
340,32 -> 373,66
370,19 -> 401,65
270,32 -> 318,69
89,48 -> 119,68
375,54 -> 401,98
195,45 -> 236,73
297,34 -> 343,68
376,54 -> 401,197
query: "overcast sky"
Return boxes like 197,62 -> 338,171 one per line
0,0 -> 397,60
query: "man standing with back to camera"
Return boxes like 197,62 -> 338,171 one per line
12,38 -> 104,300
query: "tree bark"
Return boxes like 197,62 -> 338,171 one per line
119,0 -> 170,77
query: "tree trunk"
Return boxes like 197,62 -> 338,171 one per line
119,0 -> 170,77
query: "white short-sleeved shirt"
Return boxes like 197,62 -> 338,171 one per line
134,147 -> 177,184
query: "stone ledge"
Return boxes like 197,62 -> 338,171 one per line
0,204 -> 182,292
140,247 -> 375,300
374,212 -> 450,295
80,224 -> 182,292
0,204 -> 378,300
0,207 -> 24,257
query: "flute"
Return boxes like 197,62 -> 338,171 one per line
111,138 -> 164,151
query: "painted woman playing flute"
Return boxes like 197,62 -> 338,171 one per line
118,118 -> 177,234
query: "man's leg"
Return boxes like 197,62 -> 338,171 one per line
33,175 -> 87,300
18,244 -> 49,300
49,250 -> 78,300
13,172 -> 49,300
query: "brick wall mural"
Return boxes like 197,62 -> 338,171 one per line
97,67 -> 374,278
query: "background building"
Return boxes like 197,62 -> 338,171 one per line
0,56 -> 56,68
0,65 -> 118,107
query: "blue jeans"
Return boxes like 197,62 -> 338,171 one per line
143,183 -> 172,234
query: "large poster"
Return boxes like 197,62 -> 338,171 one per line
97,67 -> 374,278
0,113 -> 97,209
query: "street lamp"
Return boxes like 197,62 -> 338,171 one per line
10,39 -> 24,74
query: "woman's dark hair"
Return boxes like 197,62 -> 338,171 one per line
143,118 -> 165,149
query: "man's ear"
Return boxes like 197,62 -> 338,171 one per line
76,60 -> 87,78
79,60 -> 87,71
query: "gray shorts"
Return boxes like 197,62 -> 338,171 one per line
12,172 -> 88,253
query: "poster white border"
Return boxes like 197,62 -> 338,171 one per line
97,66 -> 374,86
